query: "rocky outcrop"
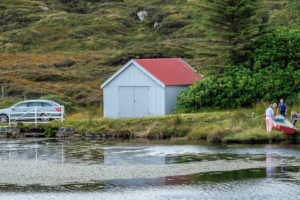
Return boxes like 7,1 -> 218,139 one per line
84,129 -> 132,138
137,11 -> 148,21
38,6 -> 49,11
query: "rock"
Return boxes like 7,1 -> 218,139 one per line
86,131 -> 95,137
0,126 -> 20,138
38,6 -> 49,11
32,133 -> 39,137
74,134 -> 81,137
56,126 -> 74,137
154,22 -> 159,27
11,132 -> 18,139
137,11 -> 148,21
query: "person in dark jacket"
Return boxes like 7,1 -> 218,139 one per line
277,99 -> 287,117
291,111 -> 300,126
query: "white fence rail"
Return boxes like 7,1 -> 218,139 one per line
8,106 -> 64,127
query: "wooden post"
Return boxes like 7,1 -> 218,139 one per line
1,86 -> 3,101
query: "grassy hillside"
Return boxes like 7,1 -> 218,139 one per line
0,0 -> 299,106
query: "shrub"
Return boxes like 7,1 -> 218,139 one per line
43,127 -> 57,137
176,28 -> 300,111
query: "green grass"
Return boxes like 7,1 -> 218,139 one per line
27,102 -> 295,143
0,98 -> 298,143
0,99 -> 297,143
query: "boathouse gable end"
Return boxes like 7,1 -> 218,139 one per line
102,62 -> 165,118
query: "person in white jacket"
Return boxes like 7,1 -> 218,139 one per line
265,104 -> 275,132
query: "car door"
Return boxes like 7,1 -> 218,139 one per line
41,102 -> 55,118
27,102 -> 43,119
10,102 -> 29,121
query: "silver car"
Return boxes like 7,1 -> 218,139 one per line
0,100 -> 64,123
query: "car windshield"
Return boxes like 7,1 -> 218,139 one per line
14,103 -> 28,108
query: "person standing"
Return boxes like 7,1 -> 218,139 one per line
291,111 -> 300,126
277,99 -> 287,117
265,104 -> 275,132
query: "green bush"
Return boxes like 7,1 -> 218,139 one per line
43,127 -> 57,137
176,27 -> 300,111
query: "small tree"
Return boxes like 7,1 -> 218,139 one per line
197,0 -> 272,73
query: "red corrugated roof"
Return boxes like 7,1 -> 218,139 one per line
134,58 -> 203,85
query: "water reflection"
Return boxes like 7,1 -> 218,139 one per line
1,139 -> 300,166
1,138 -> 300,199
0,166 -> 299,193
0,139 -> 65,163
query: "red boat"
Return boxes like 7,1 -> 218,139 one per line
273,115 -> 297,134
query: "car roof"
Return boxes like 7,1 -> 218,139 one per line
16,100 -> 59,105
21,100 -> 52,102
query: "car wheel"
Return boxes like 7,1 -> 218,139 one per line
0,114 -> 9,123
41,113 -> 50,122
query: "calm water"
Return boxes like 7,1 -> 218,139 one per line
1,138 -> 300,199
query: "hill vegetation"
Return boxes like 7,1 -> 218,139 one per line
0,0 -> 300,106
176,28 -> 300,111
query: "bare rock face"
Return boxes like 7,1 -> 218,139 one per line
85,131 -> 95,137
137,11 -> 148,21
38,6 -> 49,11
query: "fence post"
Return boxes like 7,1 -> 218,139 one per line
35,107 -> 37,128
8,108 -> 10,126
1,86 -> 4,101
61,106 -> 64,123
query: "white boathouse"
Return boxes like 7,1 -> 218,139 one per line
100,58 -> 203,118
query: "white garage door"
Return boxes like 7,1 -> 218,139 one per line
118,87 -> 149,118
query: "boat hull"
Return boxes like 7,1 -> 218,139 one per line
273,123 -> 296,134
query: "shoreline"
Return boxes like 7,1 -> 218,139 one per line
2,109 -> 299,144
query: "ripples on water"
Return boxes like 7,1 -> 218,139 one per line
1,138 -> 300,199
1,139 -> 300,165
2,167 -> 300,200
